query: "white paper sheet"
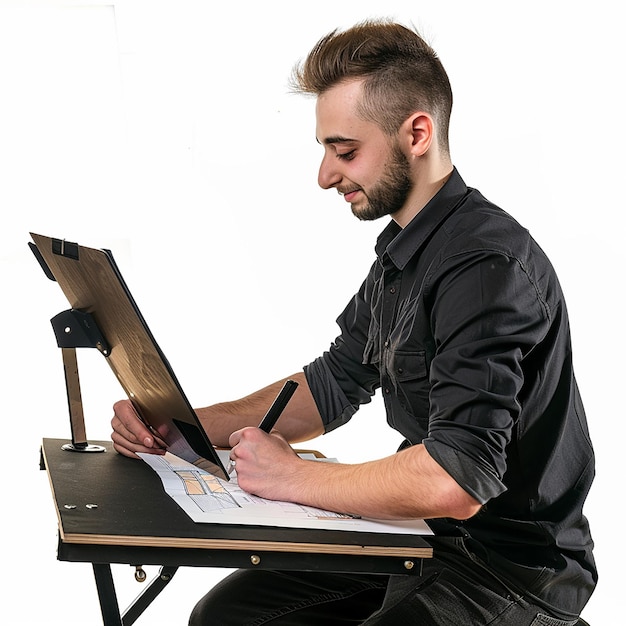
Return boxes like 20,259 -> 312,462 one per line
139,450 -> 433,535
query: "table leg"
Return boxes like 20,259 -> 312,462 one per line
92,563 -> 123,625
92,563 -> 179,625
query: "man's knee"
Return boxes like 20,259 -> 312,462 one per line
188,570 -> 256,626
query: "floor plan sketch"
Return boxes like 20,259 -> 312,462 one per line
177,469 -> 240,512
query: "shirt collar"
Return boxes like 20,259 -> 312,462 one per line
375,167 -> 469,270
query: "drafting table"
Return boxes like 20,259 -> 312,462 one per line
40,437 -> 433,625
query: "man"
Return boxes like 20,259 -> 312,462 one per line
112,20 -> 596,625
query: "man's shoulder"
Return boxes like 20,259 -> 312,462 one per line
441,189 -> 533,258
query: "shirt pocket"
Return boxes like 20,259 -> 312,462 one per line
386,349 -> 431,424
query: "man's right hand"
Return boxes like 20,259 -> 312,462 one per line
110,399 -> 166,458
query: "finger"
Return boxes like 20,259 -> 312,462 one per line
113,399 -> 141,428
228,428 -> 245,448
110,428 -> 165,457
112,400 -> 154,446
111,413 -> 152,447
110,431 -> 141,458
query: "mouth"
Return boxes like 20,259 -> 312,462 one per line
339,188 -> 361,203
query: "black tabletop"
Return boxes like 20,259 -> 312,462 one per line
41,438 -> 432,574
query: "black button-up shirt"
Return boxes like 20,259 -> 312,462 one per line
304,168 -> 596,615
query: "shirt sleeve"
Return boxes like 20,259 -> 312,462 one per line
422,250 -> 551,503
304,277 -> 380,432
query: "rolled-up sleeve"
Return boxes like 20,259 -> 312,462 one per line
304,355 -> 360,432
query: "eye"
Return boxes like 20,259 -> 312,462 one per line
337,150 -> 356,161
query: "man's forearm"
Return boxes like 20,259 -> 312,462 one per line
196,372 -> 324,447
264,443 -> 482,521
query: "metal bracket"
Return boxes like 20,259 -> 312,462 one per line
51,308 -> 111,356
122,566 -> 179,625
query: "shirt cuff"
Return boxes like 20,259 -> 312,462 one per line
424,438 -> 507,504
304,356 -> 358,432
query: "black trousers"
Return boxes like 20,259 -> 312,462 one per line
189,539 -> 579,626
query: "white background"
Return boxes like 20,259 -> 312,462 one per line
0,1 -> 622,623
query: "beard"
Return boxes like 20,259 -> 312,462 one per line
352,145 -> 413,221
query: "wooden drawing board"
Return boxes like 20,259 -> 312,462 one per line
30,232 -> 228,480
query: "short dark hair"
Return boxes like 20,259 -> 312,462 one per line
291,19 -> 453,154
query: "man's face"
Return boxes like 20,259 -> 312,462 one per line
315,80 -> 413,221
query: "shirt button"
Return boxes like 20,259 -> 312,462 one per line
389,287 -> 396,294
384,388 -> 391,394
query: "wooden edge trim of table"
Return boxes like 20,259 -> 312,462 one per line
59,531 -> 433,558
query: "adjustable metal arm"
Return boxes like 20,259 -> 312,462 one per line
50,309 -> 110,453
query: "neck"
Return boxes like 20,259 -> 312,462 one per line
392,159 -> 453,228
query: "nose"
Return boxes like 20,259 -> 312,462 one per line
318,152 -> 342,190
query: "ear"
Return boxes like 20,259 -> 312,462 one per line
402,112 -> 434,157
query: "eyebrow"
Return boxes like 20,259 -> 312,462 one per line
316,135 -> 358,146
